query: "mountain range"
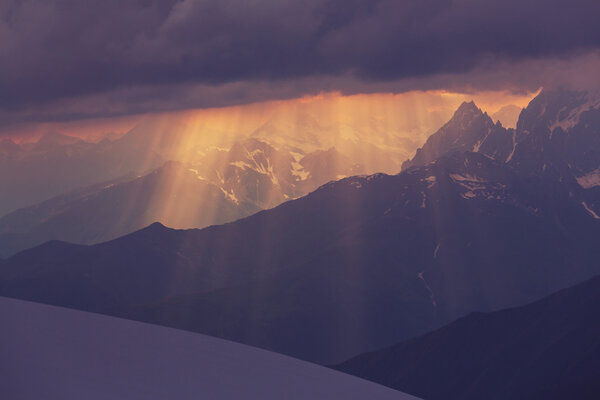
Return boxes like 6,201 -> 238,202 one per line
0,87 -> 599,369
0,105 -> 421,257
0,138 -> 362,257
0,104 -> 423,218
404,88 -> 600,216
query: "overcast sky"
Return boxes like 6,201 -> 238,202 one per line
2,0 -> 600,128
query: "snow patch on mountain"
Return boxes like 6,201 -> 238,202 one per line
581,201 -> 600,219
424,175 -> 437,188
215,169 -> 225,184
220,187 -> 239,204
576,168 -> 600,189
506,130 -> 517,162
229,161 -> 253,170
449,173 -> 507,201
449,173 -> 486,183
549,96 -> 600,133
207,146 -> 229,152
472,127 -> 492,152
417,271 -> 437,307
450,174 -> 488,194
290,151 -> 309,181
188,168 -> 207,181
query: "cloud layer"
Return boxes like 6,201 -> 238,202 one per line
2,0 -> 600,122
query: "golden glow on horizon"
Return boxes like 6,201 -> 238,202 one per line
9,89 -> 538,144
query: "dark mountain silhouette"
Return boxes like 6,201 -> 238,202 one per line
335,275 -> 600,400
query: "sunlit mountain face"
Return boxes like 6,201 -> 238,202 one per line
2,1 -> 600,399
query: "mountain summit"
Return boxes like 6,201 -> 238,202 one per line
454,100 -> 481,117
402,101 -> 512,170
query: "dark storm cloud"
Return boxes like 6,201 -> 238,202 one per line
1,0 -> 600,120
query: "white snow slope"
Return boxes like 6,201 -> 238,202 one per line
0,297 -> 419,400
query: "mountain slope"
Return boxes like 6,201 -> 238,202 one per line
2,151 -> 599,364
335,275 -> 600,400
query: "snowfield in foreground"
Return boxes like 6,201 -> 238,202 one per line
0,297 -> 418,400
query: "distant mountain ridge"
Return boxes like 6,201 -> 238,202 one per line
335,275 -> 600,400
0,138 -> 363,257
0,130 -> 170,217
